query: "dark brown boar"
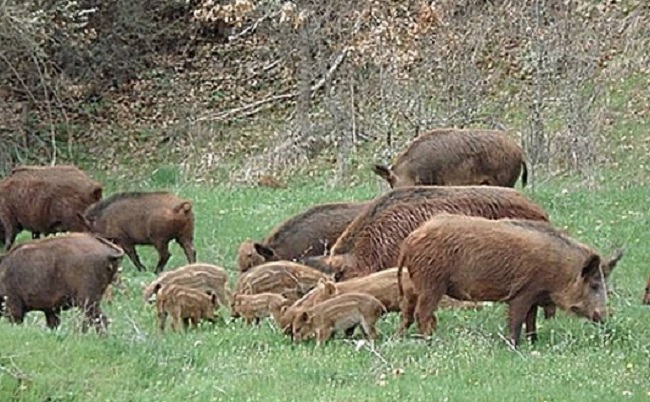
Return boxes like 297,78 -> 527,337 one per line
0,166 -> 103,249
143,263 -> 230,311
278,269 -> 484,336
84,191 -> 196,273
230,292 -> 290,325
236,201 -> 369,273
372,128 -> 527,189
292,292 -> 386,345
398,214 -> 624,347
156,284 -> 217,331
303,186 -> 549,281
234,260 -> 332,304
644,275 -> 650,305
0,233 -> 124,333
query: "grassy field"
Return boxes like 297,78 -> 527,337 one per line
1,171 -> 649,401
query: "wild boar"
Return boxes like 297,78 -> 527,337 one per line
156,284 -> 217,331
234,260 -> 332,304
303,186 -> 549,281
236,201 -> 369,273
279,269 -> 484,336
230,292 -> 290,325
0,233 -> 124,333
398,214 -> 624,346
84,191 -> 196,273
292,292 -> 386,345
372,128 -> 527,189
643,275 -> 650,305
0,166 -> 103,250
142,263 -> 230,310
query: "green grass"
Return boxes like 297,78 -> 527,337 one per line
1,174 -> 650,402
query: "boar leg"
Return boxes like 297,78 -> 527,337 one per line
121,243 -> 147,272
414,291 -> 444,338
316,327 -> 334,346
395,295 -> 417,337
1,220 -> 18,251
177,237 -> 197,264
81,302 -> 107,334
359,318 -> 378,341
44,310 -> 61,329
524,305 -> 539,343
5,296 -> 25,324
542,303 -> 557,319
507,298 -> 535,347
153,241 -> 171,274
158,311 -> 167,332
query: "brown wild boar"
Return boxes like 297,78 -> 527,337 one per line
142,263 -> 230,310
644,275 -> 650,305
292,293 -> 386,345
303,186 -> 549,281
9,165 -> 103,239
230,292 -> 290,325
0,233 -> 124,333
84,191 -> 196,273
234,260 -> 331,304
156,284 -> 217,331
279,269 -> 484,336
236,201 -> 369,273
372,128 -> 527,189
398,214 -> 624,346
0,166 -> 103,250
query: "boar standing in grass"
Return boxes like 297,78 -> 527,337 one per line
230,292 -> 290,325
0,233 -> 124,333
292,293 -> 386,345
398,214 -> 624,346
0,165 -> 103,250
303,186 -> 549,282
156,284 -> 218,331
142,263 -> 230,310
84,191 -> 196,273
372,128 -> 527,189
236,201 -> 369,273
234,260 -> 331,304
644,275 -> 650,305
279,269 -> 484,336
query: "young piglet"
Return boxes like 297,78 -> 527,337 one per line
156,284 -> 217,332
292,293 -> 386,346
230,292 -> 290,325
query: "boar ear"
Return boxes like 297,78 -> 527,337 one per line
324,281 -> 336,296
372,164 -> 392,181
253,243 -> 277,261
280,305 -> 289,314
299,311 -> 310,323
92,186 -> 103,202
603,249 -> 624,277
581,254 -> 602,279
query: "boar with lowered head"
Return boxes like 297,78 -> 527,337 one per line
236,201 -> 369,273
0,233 -> 124,333
84,191 -> 196,273
156,283 -> 217,331
292,292 -> 386,345
230,292 -> 290,325
303,186 -> 548,282
142,263 -> 230,311
234,260 -> 332,304
372,128 -> 527,189
279,269 -> 484,336
643,275 -> 650,305
398,214 -> 624,347
0,165 -> 103,250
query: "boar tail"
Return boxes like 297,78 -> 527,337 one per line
173,201 -> 193,214
521,161 -> 528,188
397,253 -> 406,300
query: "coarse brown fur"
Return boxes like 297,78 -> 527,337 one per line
143,263 -> 231,312
236,201 -> 369,273
230,292 -> 290,325
156,284 -> 217,331
0,165 -> 103,249
397,214 -> 623,346
292,293 -> 386,345
643,275 -> 650,305
0,233 -> 124,333
278,269 -> 484,336
84,191 -> 196,273
234,260 -> 332,304
372,128 -> 527,189
305,186 -> 548,281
